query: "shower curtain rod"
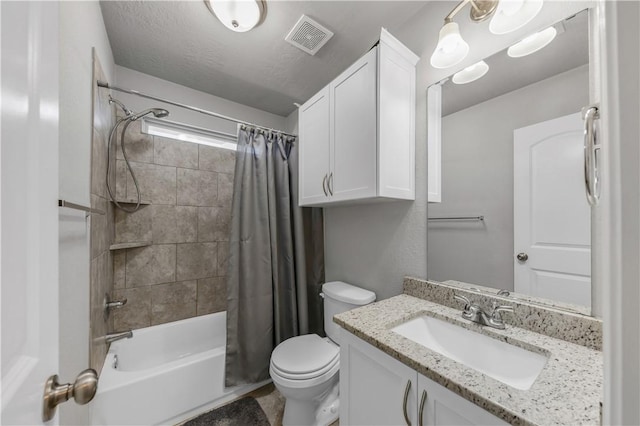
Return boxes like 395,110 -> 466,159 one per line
96,80 -> 298,138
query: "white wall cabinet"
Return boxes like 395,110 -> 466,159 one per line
340,330 -> 508,426
298,28 -> 418,207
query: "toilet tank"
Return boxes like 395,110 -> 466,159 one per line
322,281 -> 376,345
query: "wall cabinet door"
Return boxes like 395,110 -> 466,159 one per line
329,48 -> 378,202
418,374 -> 508,426
299,86 -> 331,205
340,330 -> 417,426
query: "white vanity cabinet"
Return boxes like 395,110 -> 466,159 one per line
340,330 -> 508,426
298,28 -> 418,207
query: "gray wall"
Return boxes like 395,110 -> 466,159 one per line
428,65 -> 589,290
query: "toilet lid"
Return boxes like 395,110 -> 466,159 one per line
271,334 -> 339,377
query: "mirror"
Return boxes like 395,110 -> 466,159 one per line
427,10 -> 591,313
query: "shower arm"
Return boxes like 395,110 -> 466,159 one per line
108,95 -> 133,117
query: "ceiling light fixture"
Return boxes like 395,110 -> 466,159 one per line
452,60 -> 490,84
507,26 -> 557,57
430,0 -> 543,69
205,0 -> 266,33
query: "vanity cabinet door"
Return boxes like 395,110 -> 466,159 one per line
418,374 -> 508,426
340,330 -> 418,426
298,86 -> 331,206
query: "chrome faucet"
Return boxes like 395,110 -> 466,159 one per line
104,330 -> 133,344
453,294 -> 514,330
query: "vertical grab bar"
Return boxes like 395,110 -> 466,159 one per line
583,105 -> 600,206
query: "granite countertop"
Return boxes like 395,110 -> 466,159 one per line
334,294 -> 603,426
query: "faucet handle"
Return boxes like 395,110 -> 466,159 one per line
105,298 -> 127,309
491,302 -> 514,319
453,294 -> 471,309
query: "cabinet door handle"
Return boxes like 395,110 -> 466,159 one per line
418,389 -> 427,426
328,172 -> 334,196
402,380 -> 412,426
322,174 -> 328,196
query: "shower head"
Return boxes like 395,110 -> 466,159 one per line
130,108 -> 170,121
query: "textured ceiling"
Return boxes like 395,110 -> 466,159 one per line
100,0 -> 428,116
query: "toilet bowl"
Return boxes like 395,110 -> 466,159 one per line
270,281 -> 376,426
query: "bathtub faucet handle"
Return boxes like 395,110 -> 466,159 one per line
105,298 -> 127,309
104,293 -> 127,319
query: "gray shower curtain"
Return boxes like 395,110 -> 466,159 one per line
225,128 -> 325,386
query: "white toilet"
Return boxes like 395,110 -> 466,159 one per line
269,281 -> 376,426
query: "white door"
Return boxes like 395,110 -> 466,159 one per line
298,86 -> 331,206
513,113 -> 591,306
1,2 -> 60,424
330,47 -> 377,202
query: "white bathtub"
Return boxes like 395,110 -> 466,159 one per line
90,312 -> 269,425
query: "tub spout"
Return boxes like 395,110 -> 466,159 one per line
105,330 -> 133,344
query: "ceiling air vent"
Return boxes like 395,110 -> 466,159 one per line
285,15 -> 334,56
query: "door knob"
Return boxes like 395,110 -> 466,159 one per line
516,252 -> 529,262
42,368 -> 98,421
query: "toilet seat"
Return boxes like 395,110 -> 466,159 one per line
270,334 -> 339,382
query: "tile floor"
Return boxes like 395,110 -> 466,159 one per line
247,383 -> 339,426
180,383 -> 340,426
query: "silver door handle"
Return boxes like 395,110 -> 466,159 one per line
516,252 -> 528,262
43,369 -> 98,421
402,379 -> 412,426
328,172 -> 334,196
418,389 -> 427,426
583,105 -> 600,206
322,174 -> 328,196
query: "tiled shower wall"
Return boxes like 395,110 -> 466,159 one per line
111,118 -> 235,329
90,52 -> 116,373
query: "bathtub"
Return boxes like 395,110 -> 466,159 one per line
90,312 -> 269,425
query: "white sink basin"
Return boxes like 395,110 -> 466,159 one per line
391,315 -> 548,390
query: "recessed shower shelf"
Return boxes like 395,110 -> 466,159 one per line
109,241 -> 152,251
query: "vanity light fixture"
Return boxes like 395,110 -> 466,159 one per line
430,22 -> 470,69
205,0 -> 266,33
430,0 -> 543,69
489,0 -> 544,35
452,60 -> 490,84
507,26 -> 557,58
